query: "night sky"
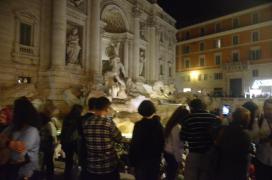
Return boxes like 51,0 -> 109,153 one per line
157,0 -> 271,28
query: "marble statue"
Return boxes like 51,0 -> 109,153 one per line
139,49 -> 145,76
66,27 -> 81,64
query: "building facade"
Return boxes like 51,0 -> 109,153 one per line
176,3 -> 272,97
0,0 -> 176,105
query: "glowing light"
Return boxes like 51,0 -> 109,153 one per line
190,71 -> 199,80
252,79 -> 272,89
183,88 -> 191,92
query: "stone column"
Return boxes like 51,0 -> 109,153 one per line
89,0 -> 101,82
133,7 -> 141,79
149,17 -> 157,82
51,0 -> 67,69
48,0 -> 67,101
124,39 -> 129,76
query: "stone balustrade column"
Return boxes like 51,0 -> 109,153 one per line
51,0 -> 67,69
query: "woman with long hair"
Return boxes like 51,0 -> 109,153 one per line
164,106 -> 189,180
3,96 -> 40,179
61,104 -> 83,179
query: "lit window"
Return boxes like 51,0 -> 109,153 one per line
215,39 -> 221,48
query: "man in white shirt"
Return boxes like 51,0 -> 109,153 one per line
255,99 -> 272,180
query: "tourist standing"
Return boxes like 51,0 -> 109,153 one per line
129,100 -> 164,180
214,107 -> 252,180
255,99 -> 272,180
1,96 -> 40,179
61,104 -> 83,179
82,96 -> 123,180
180,98 -> 220,180
164,106 -> 189,180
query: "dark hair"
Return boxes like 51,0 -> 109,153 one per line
12,96 -> 39,130
138,100 -> 156,117
189,99 -> 204,112
88,97 -> 97,110
95,96 -> 111,111
67,104 -> 83,120
242,101 -> 258,130
164,106 -> 190,138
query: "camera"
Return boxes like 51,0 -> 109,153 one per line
222,104 -> 231,116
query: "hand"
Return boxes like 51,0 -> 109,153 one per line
8,140 -> 26,153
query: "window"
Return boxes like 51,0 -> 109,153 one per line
184,58 -> 190,68
200,42 -> 204,51
214,88 -> 223,97
214,39 -> 221,48
232,35 -> 239,45
233,18 -> 240,28
199,56 -> 205,66
252,13 -> 259,24
232,51 -> 240,62
204,74 -> 208,80
250,48 -> 262,60
198,74 -> 202,81
214,73 -> 223,80
215,54 -> 221,65
252,31 -> 260,42
20,23 -> 32,46
200,27 -> 205,36
215,23 -> 221,32
160,64 -> 164,75
183,46 -> 190,54
252,69 -> 259,77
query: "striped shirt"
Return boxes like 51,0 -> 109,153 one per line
82,115 -> 123,174
180,111 -> 220,153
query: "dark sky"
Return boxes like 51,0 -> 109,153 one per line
157,0 -> 271,28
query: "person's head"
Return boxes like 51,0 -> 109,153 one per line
189,98 -> 204,112
88,97 -> 97,111
95,96 -> 111,116
67,104 -> 83,119
138,100 -> 156,118
165,106 -> 190,138
263,98 -> 272,120
42,99 -> 57,118
232,107 -> 250,128
242,101 -> 259,129
12,96 -> 39,130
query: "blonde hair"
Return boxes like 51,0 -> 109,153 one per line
232,107 -> 250,127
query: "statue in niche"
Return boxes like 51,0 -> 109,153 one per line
66,27 -> 81,65
140,23 -> 145,40
139,49 -> 145,76
104,42 -> 127,99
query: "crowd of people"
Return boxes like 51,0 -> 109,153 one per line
0,95 -> 272,180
